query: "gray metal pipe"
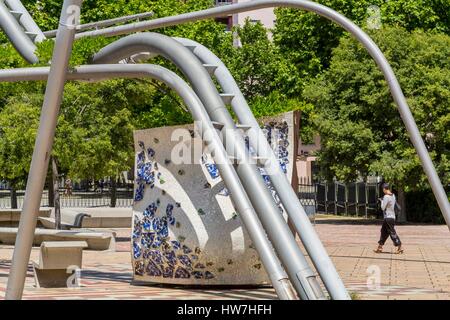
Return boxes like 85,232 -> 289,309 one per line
43,11 -> 154,38
91,33 -> 328,300
5,0 -> 82,300
76,0 -> 450,228
174,37 -> 348,299
0,63 -> 296,300
0,0 -> 38,63
5,0 -> 46,42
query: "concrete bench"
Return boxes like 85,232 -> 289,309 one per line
77,207 -> 132,228
33,241 -> 88,288
0,227 -> 115,250
38,209 -> 91,230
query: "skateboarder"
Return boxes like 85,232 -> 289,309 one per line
374,183 -> 404,254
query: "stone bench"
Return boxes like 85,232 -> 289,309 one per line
0,227 -> 115,250
33,241 -> 88,288
0,208 -> 52,227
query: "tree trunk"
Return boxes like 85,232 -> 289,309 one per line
52,157 -> 61,230
397,186 -> 407,223
110,177 -> 117,208
287,110 -> 301,238
48,166 -> 55,207
10,186 -> 17,209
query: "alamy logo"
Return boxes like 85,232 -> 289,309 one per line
366,265 -> 381,290
367,5 -> 382,30
66,265 -> 81,288
65,5 -> 81,28
168,121 -> 286,176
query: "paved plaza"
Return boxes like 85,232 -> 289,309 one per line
1,217 -> 449,300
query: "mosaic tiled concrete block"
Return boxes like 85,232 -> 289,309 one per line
132,112 -> 296,285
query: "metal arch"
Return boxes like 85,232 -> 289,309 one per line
1,0 -> 447,301
91,32 -> 335,300
75,0 -> 450,228
5,0 -> 46,42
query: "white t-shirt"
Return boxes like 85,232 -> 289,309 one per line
381,194 -> 396,219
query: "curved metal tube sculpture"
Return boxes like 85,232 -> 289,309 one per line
75,0 -> 450,227
2,0 -> 448,300
174,36 -> 347,301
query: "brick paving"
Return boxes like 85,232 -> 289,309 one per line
312,219 -> 450,300
1,219 -> 449,300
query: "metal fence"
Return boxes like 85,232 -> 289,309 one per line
0,189 -> 133,209
298,178 -> 382,217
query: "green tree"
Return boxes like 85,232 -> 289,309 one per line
19,0 -> 216,31
0,0 -> 230,206
273,0 -> 450,95
304,27 -> 450,221
0,102 -> 40,207
0,81 -> 136,206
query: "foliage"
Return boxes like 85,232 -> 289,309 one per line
226,20 -> 300,99
0,101 -> 40,188
249,91 -> 308,118
248,91 -> 314,143
304,26 -> 450,193
19,0 -> 216,31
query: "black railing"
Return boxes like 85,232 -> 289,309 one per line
1,179 -> 381,215
298,178 -> 382,217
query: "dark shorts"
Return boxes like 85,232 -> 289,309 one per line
378,218 -> 401,247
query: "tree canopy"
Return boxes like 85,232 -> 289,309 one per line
273,0 -> 450,95
0,0 -> 448,220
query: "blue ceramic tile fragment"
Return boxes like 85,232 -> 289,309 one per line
178,254 -> 192,268
147,147 -> 155,158
151,235 -> 162,248
146,260 -> 162,277
162,265 -> 174,278
192,271 -> 203,279
174,266 -> 191,279
182,245 -> 192,254
134,183 -> 144,201
205,163 -> 219,179
171,240 -> 181,250
148,250 -> 163,264
163,250 -> 177,267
